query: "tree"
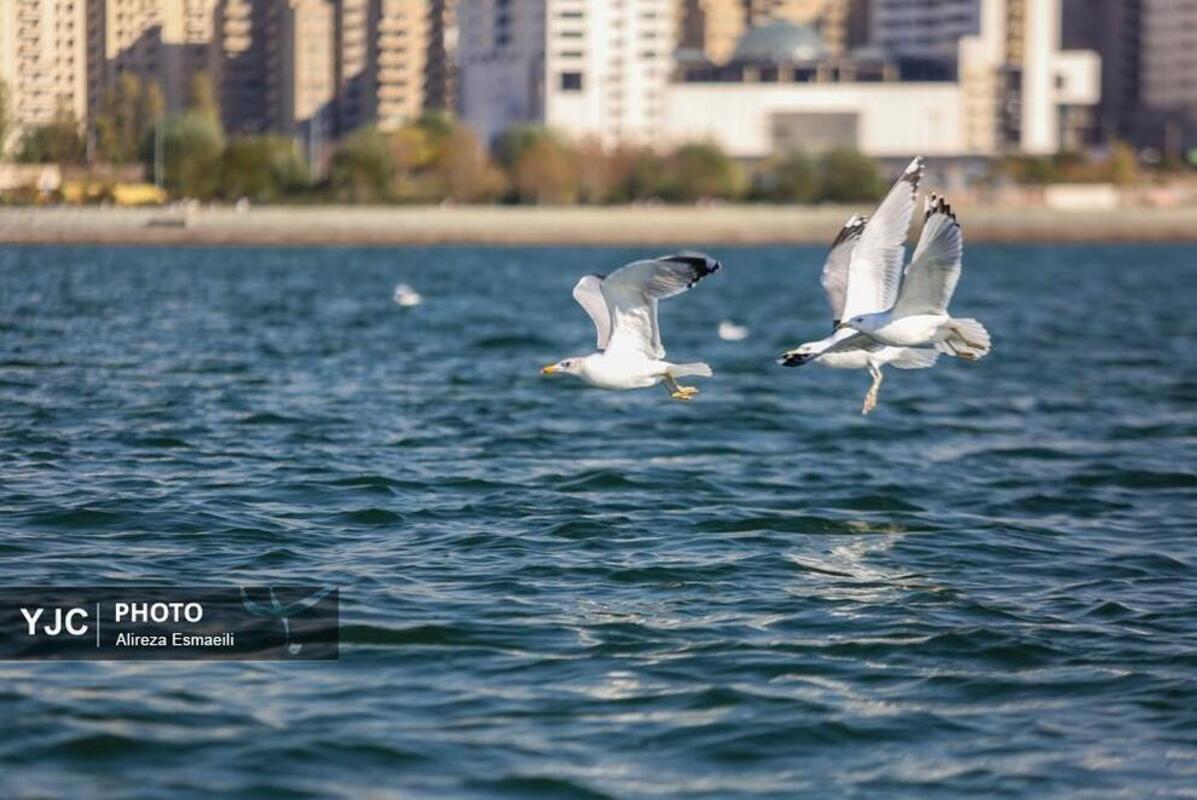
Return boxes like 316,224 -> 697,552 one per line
429,125 -> 505,202
15,109 -> 86,164
818,149 -> 884,203
148,112 -> 224,198
513,135 -> 579,204
330,127 -> 393,202
757,149 -> 818,203
659,143 -> 742,202
219,136 -> 307,201
94,73 -> 162,163
0,79 -> 10,159
606,146 -> 667,202
495,125 -> 554,171
185,72 -> 222,132
1107,141 -> 1139,185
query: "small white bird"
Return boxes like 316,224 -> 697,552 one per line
840,193 -> 991,361
779,158 -> 939,414
541,253 -> 721,401
718,319 -> 750,341
393,283 -> 422,307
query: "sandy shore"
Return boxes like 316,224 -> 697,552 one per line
2,204 -> 1196,246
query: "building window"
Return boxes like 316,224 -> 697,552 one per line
560,71 -> 583,91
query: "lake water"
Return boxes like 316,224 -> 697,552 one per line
1,243 -> 1194,798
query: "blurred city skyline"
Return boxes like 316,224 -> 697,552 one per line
0,1 -> 1195,171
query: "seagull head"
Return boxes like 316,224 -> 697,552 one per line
839,313 -> 880,333
541,357 -> 585,377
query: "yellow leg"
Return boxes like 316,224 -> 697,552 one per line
861,364 -> 883,415
663,375 -> 699,401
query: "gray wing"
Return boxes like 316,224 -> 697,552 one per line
841,156 -> 923,320
894,193 -> 962,316
820,214 -> 868,328
600,253 -> 721,359
572,274 -> 612,350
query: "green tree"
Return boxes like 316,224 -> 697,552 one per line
219,136 -> 307,201
659,143 -> 742,202
513,135 -> 579,204
1107,141 -> 1139,185
330,126 -> 393,202
757,149 -> 818,203
94,73 -> 163,163
185,72 -> 222,132
818,149 -> 884,203
0,79 -> 10,159
429,125 -> 505,202
606,146 -> 667,202
15,109 -> 86,164
495,125 -> 556,171
147,112 -> 224,198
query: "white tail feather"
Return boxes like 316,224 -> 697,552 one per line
890,348 -> 940,370
668,362 -> 713,378
936,318 -> 991,360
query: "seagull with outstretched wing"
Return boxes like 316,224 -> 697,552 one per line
840,194 -> 991,361
779,158 -> 939,414
542,253 -> 721,401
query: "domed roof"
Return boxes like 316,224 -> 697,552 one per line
731,21 -> 829,64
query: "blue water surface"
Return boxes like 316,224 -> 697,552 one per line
0,243 -> 1194,798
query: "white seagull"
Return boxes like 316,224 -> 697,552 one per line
779,158 -> 939,414
393,283 -> 422,307
840,193 -> 991,361
718,319 -> 750,341
541,253 -> 721,401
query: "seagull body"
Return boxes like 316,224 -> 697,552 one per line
842,194 -> 991,361
718,320 -> 750,341
393,283 -> 422,307
780,158 -> 939,414
542,254 -> 721,401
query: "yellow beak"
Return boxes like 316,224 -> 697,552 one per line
541,364 -> 558,375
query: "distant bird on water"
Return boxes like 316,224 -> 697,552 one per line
718,319 -> 750,341
392,283 -> 422,307
541,253 -> 721,401
779,157 -> 939,414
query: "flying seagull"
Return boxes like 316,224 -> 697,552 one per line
542,253 -> 721,401
779,158 -> 939,414
840,193 -> 991,360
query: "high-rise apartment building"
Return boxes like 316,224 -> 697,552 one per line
1140,0 -> 1197,148
270,0 -> 336,139
872,0 -> 1099,154
460,0 -> 676,148
87,0 -> 217,115
680,0 -> 747,64
212,0 -> 270,132
0,0 -> 88,145
331,0 -> 430,133
425,0 -> 458,110
1062,0 -> 1140,143
871,0 -> 987,61
457,0 -> 546,144
374,0 -> 429,127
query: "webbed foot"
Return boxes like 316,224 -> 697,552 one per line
670,385 -> 699,402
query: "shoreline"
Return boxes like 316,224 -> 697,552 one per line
2,204 -> 1197,246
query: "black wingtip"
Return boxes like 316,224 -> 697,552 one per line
923,192 -> 958,224
659,252 -> 721,284
830,215 -> 868,249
